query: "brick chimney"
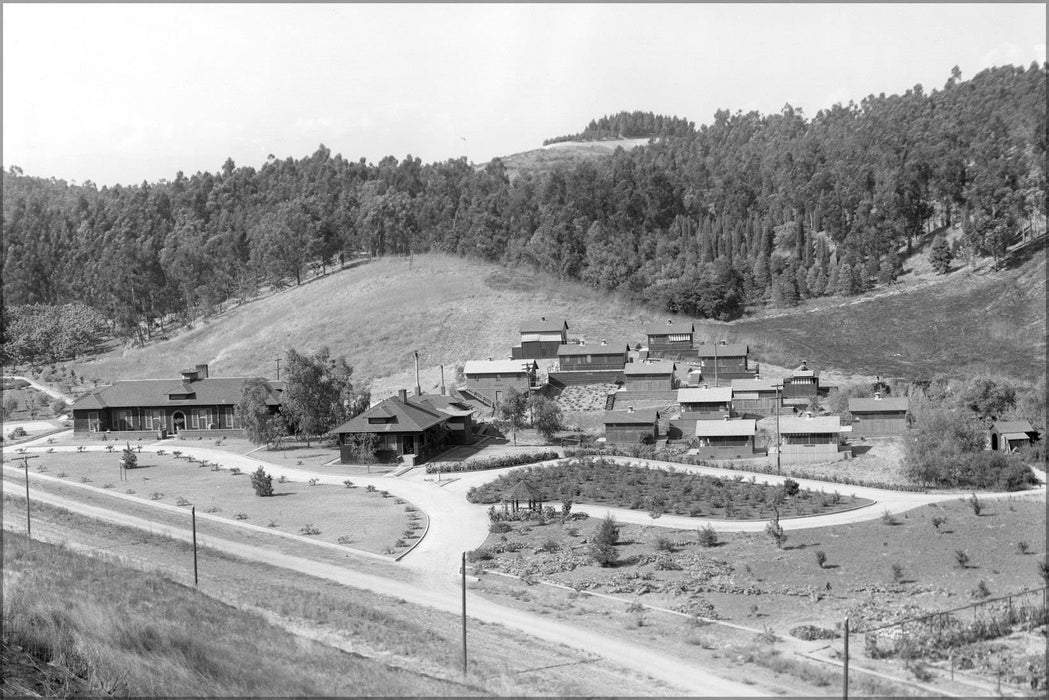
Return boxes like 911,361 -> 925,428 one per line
195,363 -> 209,379
398,389 -> 408,403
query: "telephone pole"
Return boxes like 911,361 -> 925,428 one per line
22,454 -> 39,537
275,357 -> 281,381
773,383 -> 783,474
461,551 -> 468,674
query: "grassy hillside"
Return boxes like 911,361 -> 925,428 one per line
71,243 -> 1045,394
495,137 -> 652,179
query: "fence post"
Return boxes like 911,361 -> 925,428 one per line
842,616 -> 849,700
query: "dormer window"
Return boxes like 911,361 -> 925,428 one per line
368,416 -> 396,424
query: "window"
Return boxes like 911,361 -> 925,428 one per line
223,407 -> 234,428
667,334 -> 690,342
87,410 -> 99,431
190,409 -> 200,429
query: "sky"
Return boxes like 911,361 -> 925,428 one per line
3,3 -> 1046,186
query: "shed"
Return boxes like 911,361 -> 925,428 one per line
783,361 -> 820,398
510,316 -> 569,359
645,319 -> 695,359
677,386 -> 733,419
730,377 -> 781,415
693,342 -> 755,383
623,360 -> 677,391
463,359 -> 539,406
556,340 -> 629,372
603,408 -> 660,445
848,394 -> 910,437
989,420 -> 1037,453
692,418 -> 758,459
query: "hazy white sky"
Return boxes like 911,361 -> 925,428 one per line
3,3 -> 1045,186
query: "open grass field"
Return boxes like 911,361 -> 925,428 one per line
3,496 -> 686,697
2,532 -> 477,697
712,244 -> 1046,382
4,451 -> 417,555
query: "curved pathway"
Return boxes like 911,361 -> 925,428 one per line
2,374 -> 74,404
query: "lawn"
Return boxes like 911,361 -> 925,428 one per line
6,450 -> 423,555
468,494 -> 1047,691
2,384 -> 65,422
2,532 -> 478,697
466,457 -> 871,519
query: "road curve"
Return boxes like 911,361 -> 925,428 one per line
7,485 -> 757,697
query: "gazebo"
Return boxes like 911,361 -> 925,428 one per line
501,479 -> 544,514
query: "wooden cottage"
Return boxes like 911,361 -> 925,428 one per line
778,414 -> 843,462
848,394 -> 910,437
510,317 -> 569,359
407,393 -> 477,445
989,420 -> 1037,453
463,359 -> 539,406
645,320 -> 695,359
333,389 -> 452,465
603,408 -> 660,445
556,340 -> 629,372
729,377 -> 781,415
783,361 -> 820,398
69,363 -> 283,438
693,418 -> 758,459
623,360 -> 677,392
693,342 -> 757,384
677,386 -> 733,420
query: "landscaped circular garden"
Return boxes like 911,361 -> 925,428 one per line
466,457 -> 872,519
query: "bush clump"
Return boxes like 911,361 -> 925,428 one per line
250,466 -> 273,497
425,451 -> 560,474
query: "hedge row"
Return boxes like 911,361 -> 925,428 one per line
424,450 -> 561,474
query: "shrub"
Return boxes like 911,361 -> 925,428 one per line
489,521 -> 511,534
1017,540 -> 1030,554
590,514 -> 619,567
250,466 -> 274,496
424,450 -> 561,474
538,538 -> 560,553
7,426 -> 27,439
654,534 -> 674,552
229,466 -> 242,476
234,513 -> 248,520
466,547 -> 493,562
697,525 -> 719,548
299,524 -> 320,536
308,478 -> 319,486
269,520 -> 279,528
955,550 -> 970,569
149,492 -> 164,501
1039,557 -> 1049,584
815,550 -> 827,569
891,562 -> 904,582
120,444 -> 138,470
880,509 -> 898,526
931,515 -> 947,531
175,497 -> 191,507
790,625 -> 838,641
972,579 -> 991,598
365,484 -> 376,492
765,514 -> 787,549
968,493 -> 982,515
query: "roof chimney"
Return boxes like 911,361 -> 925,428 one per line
540,315 -> 546,321
874,391 -> 882,400
666,319 -> 673,325
398,388 -> 408,403
601,339 -> 607,345
805,411 -> 813,419
195,363 -> 209,379
440,365 -> 446,396
580,338 -> 586,346
487,356 -> 493,362
627,405 -> 634,413
414,351 -> 421,396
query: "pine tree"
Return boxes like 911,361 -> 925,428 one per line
929,236 -> 953,274
120,443 -> 137,470
590,514 -> 619,567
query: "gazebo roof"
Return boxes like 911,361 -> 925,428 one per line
501,479 -> 544,502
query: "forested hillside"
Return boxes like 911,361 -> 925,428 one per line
2,64 -> 1045,361
542,111 -> 696,145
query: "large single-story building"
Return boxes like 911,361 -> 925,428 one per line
510,317 -> 569,359
693,342 -> 757,384
729,377 -> 782,415
333,389 -> 462,465
462,359 -> 539,407
623,360 -> 677,391
69,364 -> 283,438
989,420 -> 1038,453
777,414 -> 843,463
645,320 -> 695,359
556,341 -> 629,372
848,394 -> 910,437
692,418 -> 758,459
677,386 -> 733,419
783,361 -> 820,398
603,408 -> 660,445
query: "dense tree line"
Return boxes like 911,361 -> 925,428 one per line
542,111 -> 697,145
2,65 -> 1044,354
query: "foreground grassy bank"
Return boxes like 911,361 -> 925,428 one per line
1,531 -> 476,697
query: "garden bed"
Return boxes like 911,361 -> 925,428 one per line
466,457 -> 871,519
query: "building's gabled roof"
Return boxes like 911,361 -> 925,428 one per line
677,387 -> 733,404
730,377 -> 780,392
463,359 -> 538,376
695,419 -> 757,437
70,377 -> 282,410
604,409 -> 659,425
408,393 -> 475,418
624,360 -> 677,376
789,363 -> 818,378
992,420 -> 1035,435
520,317 -> 568,334
644,320 -> 695,336
693,343 -> 750,358
557,342 -> 628,356
779,415 -> 841,434
333,396 -> 449,434
502,479 -> 545,502
848,397 -> 910,413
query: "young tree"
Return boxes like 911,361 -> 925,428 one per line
237,377 -> 283,447
528,395 -> 563,442
499,388 -> 529,446
590,514 -> 619,567
250,466 -> 274,497
929,236 -> 953,274
281,347 -> 369,447
120,443 -> 138,470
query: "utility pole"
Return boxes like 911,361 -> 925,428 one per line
713,341 -> 719,388
843,616 -> 849,699
275,357 -> 281,382
192,506 -> 199,586
773,383 -> 783,474
22,454 -> 39,538
461,551 -> 468,675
